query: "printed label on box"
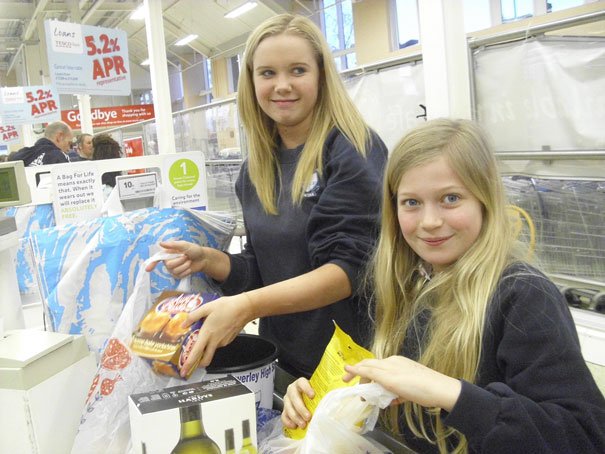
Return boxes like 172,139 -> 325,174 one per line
129,376 -> 257,454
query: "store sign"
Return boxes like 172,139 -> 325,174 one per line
162,152 -> 208,210
61,105 -> 154,129
45,20 -> 130,96
0,125 -> 20,144
0,85 -> 61,125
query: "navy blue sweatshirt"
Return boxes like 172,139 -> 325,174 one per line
220,128 -> 388,377
397,263 -> 605,453
10,138 -> 68,166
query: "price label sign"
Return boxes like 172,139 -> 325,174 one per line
117,172 -> 158,200
44,20 -> 130,96
0,125 -> 20,144
0,85 -> 60,125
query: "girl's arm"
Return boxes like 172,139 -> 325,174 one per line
179,263 -> 351,376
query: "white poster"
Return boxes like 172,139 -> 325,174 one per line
45,20 -> 131,96
0,125 -> 20,144
51,163 -> 104,225
0,85 -> 61,125
474,38 -> 605,151
345,62 -> 426,151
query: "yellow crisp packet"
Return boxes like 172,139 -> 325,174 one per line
284,321 -> 374,440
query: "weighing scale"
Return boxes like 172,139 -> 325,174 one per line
0,160 -> 31,332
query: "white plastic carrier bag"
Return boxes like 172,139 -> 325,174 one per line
70,252 -> 209,454
259,382 -> 397,454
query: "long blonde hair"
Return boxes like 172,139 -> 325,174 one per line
237,14 -> 371,214
371,119 -> 524,453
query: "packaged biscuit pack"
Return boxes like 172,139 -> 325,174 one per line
284,322 -> 375,440
130,290 -> 218,379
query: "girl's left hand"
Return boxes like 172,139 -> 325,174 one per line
179,293 -> 253,377
343,356 -> 462,412
282,377 -> 315,429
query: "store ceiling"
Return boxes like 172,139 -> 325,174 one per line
0,0 -> 316,79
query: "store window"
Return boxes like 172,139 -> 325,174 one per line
393,0 -> 420,49
227,54 -> 241,93
463,0 -> 492,32
139,91 -> 153,105
201,57 -> 214,105
501,0 -> 534,22
547,0 -> 585,12
321,0 -> 356,70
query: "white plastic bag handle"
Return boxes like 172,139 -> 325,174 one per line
144,251 -> 191,292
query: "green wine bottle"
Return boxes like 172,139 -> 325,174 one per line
238,419 -> 257,454
225,428 -> 236,454
170,405 -> 221,454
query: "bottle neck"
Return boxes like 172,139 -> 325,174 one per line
225,428 -> 235,452
242,419 -> 251,439
179,405 -> 205,439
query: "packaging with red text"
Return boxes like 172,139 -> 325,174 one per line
130,291 -> 218,379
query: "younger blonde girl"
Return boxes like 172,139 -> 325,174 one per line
283,118 -> 605,453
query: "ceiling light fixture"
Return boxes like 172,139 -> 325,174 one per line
131,5 -> 145,20
175,34 -> 198,46
224,1 -> 258,19
140,58 -> 150,66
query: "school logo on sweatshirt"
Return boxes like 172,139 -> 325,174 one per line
304,171 -> 321,198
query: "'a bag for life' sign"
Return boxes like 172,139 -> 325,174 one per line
45,20 -> 131,96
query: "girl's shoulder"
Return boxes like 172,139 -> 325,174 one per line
491,261 -> 568,318
498,262 -> 559,296
324,127 -> 388,163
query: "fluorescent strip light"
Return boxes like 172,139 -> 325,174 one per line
140,59 -> 150,66
131,5 -> 145,20
224,1 -> 258,19
175,34 -> 198,46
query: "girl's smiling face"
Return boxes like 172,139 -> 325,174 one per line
252,33 -> 320,146
396,155 -> 484,272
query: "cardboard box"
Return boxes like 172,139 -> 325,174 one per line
129,375 -> 257,454
130,291 -> 218,379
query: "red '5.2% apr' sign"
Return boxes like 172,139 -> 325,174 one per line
25,89 -> 57,116
85,33 -> 127,80
0,125 -> 18,141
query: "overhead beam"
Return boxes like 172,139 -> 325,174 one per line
22,0 -> 49,41
258,0 -> 292,14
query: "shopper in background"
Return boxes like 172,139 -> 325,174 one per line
8,121 -> 73,166
68,133 -> 93,161
147,13 -> 388,378
282,118 -> 605,452
92,133 -> 122,197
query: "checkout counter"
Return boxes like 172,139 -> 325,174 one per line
0,330 -> 96,453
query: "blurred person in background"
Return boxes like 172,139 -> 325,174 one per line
69,133 -> 93,161
9,121 -> 73,166
92,133 -> 122,197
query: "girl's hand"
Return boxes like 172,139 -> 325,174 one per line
282,378 -> 315,429
343,356 -> 462,411
145,241 -> 208,278
179,293 -> 255,377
